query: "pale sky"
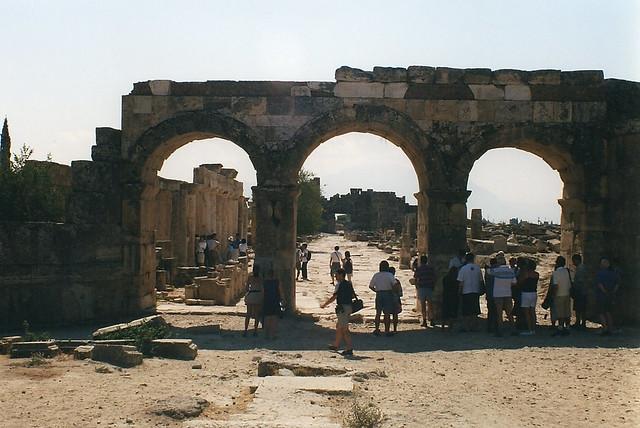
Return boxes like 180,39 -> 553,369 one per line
2,1 -> 639,223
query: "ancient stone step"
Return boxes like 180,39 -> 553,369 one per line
91,344 -> 143,368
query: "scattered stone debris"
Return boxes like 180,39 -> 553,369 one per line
91,344 -> 143,368
0,336 -> 23,355
73,345 -> 94,360
9,341 -> 61,359
95,364 -> 113,374
257,360 -> 348,377
151,396 -> 210,420
92,315 -> 167,340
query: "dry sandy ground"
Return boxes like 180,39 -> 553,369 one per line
1,234 -> 639,427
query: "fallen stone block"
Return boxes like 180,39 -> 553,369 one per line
151,339 -> 198,360
55,339 -> 91,354
74,345 -> 94,360
0,336 -> 23,355
151,396 -> 209,420
10,341 -> 61,359
185,299 -> 216,306
91,344 -> 143,368
92,315 -> 167,339
91,339 -> 136,346
258,360 -> 347,377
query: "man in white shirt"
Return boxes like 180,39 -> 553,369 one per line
369,260 -> 396,336
299,243 -> 310,280
457,253 -> 484,332
488,254 -> 517,336
329,246 -> 343,285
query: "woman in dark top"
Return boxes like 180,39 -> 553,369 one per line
441,266 -> 459,331
262,269 -> 284,339
596,256 -> 619,336
519,259 -> 539,336
320,268 -> 356,356
343,251 -> 354,282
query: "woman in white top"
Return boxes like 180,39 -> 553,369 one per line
550,256 -> 572,336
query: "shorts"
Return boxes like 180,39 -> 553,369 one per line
573,293 -> 587,312
551,295 -> 571,320
336,304 -> 352,327
330,262 -> 341,274
417,287 -> 433,303
596,294 -> 614,314
375,291 -> 396,315
494,296 -> 513,313
462,293 -> 481,316
520,292 -> 537,308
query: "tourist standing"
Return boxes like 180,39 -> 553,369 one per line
329,246 -> 343,285
389,266 -> 403,333
238,238 -> 248,257
197,236 -> 207,266
320,268 -> 356,356
457,253 -> 484,332
343,250 -> 354,282
441,266 -> 460,332
550,256 -> 572,336
300,243 -> 310,280
596,256 -> 619,336
243,265 -> 263,337
369,260 -> 396,336
571,254 -> 588,329
484,257 -> 498,333
206,233 -> 220,267
449,249 -> 466,269
488,253 -> 516,337
414,255 -> 437,327
520,259 -> 539,336
262,269 -> 284,339
295,244 -> 303,280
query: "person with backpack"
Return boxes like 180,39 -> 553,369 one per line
321,268 -> 356,356
329,246 -> 343,285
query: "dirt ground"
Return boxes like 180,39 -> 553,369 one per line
1,234 -> 639,427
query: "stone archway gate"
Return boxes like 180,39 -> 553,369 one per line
2,66 -> 639,327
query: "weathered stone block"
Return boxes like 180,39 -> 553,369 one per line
231,97 -> 267,115
405,84 -> 474,100
266,97 -> 294,115
435,67 -> 464,84
335,66 -> 373,82
463,68 -> 492,84
572,102 -> 606,122
55,339 -> 91,354
71,161 -> 118,192
290,85 -> 311,97
469,85 -> 504,100
151,339 -> 198,360
92,315 -> 167,339
0,336 -> 22,355
495,101 -> 532,122
406,100 -> 428,119
492,69 -> 527,85
373,66 -> 407,82
530,85 -> 605,101
430,100 -> 459,121
407,66 -> 435,83
334,82 -> 384,98
307,81 -> 336,96
293,96 -> 341,116
528,70 -> 561,85
476,101 -> 497,122
10,341 -> 61,359
555,102 -> 572,122
505,85 -> 531,101
149,80 -> 171,96
457,101 -> 478,121
91,344 -> 143,368
383,83 -> 408,98
493,235 -> 508,252
533,101 -> 554,122
561,70 -> 604,85
132,96 -> 152,114
74,345 -> 94,360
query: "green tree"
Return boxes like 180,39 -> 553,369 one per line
296,169 -> 323,235
0,143 -> 66,222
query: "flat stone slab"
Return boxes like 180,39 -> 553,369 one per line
151,339 -> 198,360
91,344 -> 143,368
9,341 -> 61,358
250,376 -> 353,395
92,315 -> 167,339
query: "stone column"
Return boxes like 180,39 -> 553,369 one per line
558,197 -> 585,259
470,209 -> 482,239
252,184 -> 299,311
414,191 -> 428,254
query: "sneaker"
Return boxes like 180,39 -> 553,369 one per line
420,321 -> 428,328
341,349 -> 353,356
328,344 -> 338,351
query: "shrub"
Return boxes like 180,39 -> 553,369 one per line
98,323 -> 171,354
343,400 -> 384,428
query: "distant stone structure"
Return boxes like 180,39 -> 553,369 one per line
1,65 -> 640,327
324,188 -> 415,232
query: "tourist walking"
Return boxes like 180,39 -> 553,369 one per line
414,255 -> 437,327
243,265 -> 263,337
299,243 -> 311,280
571,254 -> 588,329
484,257 -> 498,333
262,269 -> 284,339
343,250 -> 353,282
238,238 -> 248,257
329,246 -> 343,285
441,266 -> 460,332
520,259 -> 539,336
389,266 -> 403,333
550,256 -> 572,336
488,253 -> 516,337
457,253 -> 484,332
596,256 -> 619,336
369,260 -> 396,336
320,268 -> 356,356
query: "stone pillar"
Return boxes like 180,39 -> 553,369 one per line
470,208 -> 482,239
414,191 -> 428,254
252,184 -> 299,311
558,197 -> 586,259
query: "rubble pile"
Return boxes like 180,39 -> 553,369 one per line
468,218 -> 562,255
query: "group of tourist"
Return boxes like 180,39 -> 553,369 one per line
195,233 -> 248,267
243,264 -> 285,339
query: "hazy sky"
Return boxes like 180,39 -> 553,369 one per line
2,1 -> 639,223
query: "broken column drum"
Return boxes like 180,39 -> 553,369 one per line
1,66 -> 639,327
